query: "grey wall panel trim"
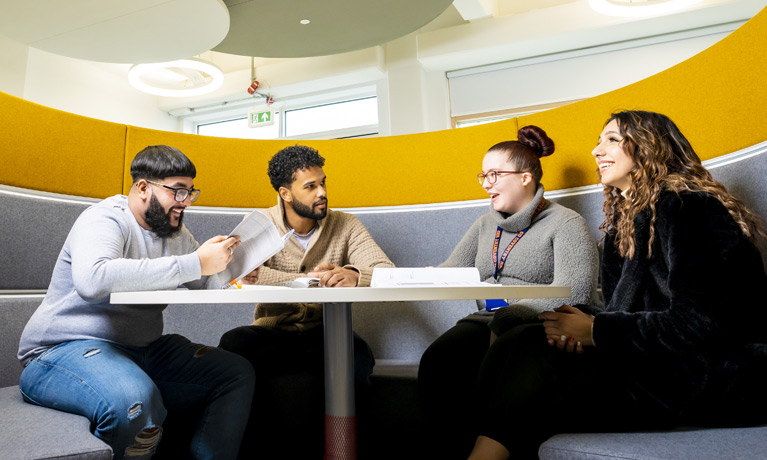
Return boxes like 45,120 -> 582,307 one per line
0,185 -> 100,205
701,139 -> 767,169
0,293 -> 46,297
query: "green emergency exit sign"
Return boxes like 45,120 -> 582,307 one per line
248,108 -> 274,128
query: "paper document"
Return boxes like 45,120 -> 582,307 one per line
217,210 -> 294,288
371,267 -> 486,287
283,277 -> 320,288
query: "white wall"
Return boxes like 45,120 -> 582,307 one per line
447,24 -> 735,117
383,32 -> 449,135
22,48 -> 176,131
0,33 -> 28,98
1,0 -> 763,136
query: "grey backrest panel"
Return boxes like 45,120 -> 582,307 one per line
3,143 -> 765,360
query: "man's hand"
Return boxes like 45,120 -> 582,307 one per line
196,235 -> 240,276
240,266 -> 261,285
539,305 -> 594,354
307,263 -> 360,287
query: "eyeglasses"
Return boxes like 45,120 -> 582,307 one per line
146,180 -> 201,203
477,170 -> 527,186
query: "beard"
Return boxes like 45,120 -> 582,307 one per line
292,196 -> 328,221
144,194 -> 183,238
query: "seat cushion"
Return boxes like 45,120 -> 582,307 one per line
0,385 -> 112,460
539,426 -> 767,460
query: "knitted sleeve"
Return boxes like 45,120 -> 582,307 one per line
341,214 -> 394,287
489,215 -> 599,336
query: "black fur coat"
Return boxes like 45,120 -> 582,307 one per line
593,190 -> 767,423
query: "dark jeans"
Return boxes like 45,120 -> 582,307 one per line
219,325 -> 375,459
420,322 -> 677,459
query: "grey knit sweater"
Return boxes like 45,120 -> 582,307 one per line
440,185 -> 600,335
18,195 -> 218,366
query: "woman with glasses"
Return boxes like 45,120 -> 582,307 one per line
418,125 -> 600,459
464,111 -> 767,460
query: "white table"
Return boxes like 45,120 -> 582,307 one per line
112,284 -> 570,460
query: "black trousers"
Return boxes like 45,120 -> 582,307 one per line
419,321 -> 676,459
418,321 -> 491,460
219,325 -> 375,460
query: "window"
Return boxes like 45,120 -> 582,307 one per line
452,100 -> 580,128
198,113 -> 281,140
194,96 -> 378,140
284,97 -> 378,137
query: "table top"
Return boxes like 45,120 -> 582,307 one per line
110,284 -> 571,305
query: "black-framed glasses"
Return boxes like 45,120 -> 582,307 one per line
477,170 -> 527,185
146,180 -> 201,203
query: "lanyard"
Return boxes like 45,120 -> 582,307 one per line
491,199 -> 547,280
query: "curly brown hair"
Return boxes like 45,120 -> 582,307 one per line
599,110 -> 765,259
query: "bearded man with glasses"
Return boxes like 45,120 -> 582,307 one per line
18,145 -> 254,460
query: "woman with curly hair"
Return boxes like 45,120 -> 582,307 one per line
466,110 -> 767,460
418,125 -> 600,459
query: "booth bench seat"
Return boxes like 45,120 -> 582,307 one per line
2,145 -> 766,459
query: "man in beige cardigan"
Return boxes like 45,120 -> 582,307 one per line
219,144 -> 393,459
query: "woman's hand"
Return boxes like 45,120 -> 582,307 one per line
539,305 -> 594,353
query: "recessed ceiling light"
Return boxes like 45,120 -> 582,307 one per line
128,58 -> 224,97
300,19 -> 311,25
589,0 -> 703,17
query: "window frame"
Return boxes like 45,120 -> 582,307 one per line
452,99 -> 581,128
187,87 -> 379,140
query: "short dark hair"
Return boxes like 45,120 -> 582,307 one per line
267,145 -> 325,191
130,145 -> 196,183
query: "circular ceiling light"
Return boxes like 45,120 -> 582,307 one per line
300,19 -> 311,25
128,58 -> 224,97
588,0 -> 703,17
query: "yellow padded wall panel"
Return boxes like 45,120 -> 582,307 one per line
0,91 -> 126,198
519,5 -> 767,191
6,6 -> 767,205
125,119 -> 518,208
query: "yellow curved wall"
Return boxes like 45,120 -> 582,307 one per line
124,119 -> 517,208
0,93 -> 126,198
520,4 -> 767,189
2,5 -> 766,207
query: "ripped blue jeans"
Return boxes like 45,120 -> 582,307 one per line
19,334 -> 255,460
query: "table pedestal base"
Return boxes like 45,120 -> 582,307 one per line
324,302 -> 357,459
324,414 -> 357,460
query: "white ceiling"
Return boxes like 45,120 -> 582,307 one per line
0,0 -> 579,70
214,0 -> 455,58
0,0 -> 230,64
0,0 -> 758,85
204,0 -> 581,74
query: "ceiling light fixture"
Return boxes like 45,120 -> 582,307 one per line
300,19 -> 311,24
588,0 -> 703,17
128,58 -> 224,97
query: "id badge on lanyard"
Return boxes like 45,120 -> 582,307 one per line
485,199 -> 546,311
486,227 -> 526,311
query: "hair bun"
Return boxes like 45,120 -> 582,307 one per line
517,125 -> 555,158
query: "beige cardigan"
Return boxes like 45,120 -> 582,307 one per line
252,197 -> 394,330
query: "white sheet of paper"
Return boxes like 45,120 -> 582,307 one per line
370,267 -> 486,287
216,210 -> 293,288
